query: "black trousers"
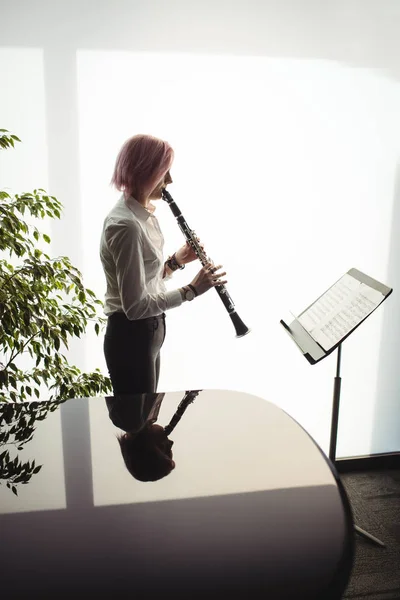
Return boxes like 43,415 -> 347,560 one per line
103,312 -> 166,394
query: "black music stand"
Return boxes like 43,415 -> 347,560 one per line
280,268 -> 393,548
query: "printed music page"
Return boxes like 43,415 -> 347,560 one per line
297,273 -> 385,351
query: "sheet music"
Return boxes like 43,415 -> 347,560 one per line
297,273 -> 384,351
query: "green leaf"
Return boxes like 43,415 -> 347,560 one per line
0,135 -> 111,409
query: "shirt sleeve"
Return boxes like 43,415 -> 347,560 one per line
104,220 -> 183,320
163,269 -> 174,282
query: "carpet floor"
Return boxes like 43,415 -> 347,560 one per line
340,468 -> 400,599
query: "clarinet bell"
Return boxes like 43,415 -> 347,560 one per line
230,311 -> 250,338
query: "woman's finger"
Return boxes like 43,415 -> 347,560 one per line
213,280 -> 228,286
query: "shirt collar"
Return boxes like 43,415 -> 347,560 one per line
123,194 -> 156,221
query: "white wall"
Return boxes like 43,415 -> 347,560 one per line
1,0 -> 400,458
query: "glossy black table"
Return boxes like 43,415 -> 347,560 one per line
0,390 -> 354,599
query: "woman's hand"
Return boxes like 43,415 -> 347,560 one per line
189,262 -> 227,296
175,238 -> 204,265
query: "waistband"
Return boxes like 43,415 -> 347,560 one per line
108,311 -> 166,322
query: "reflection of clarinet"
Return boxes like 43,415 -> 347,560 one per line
162,189 -> 250,338
163,390 -> 202,436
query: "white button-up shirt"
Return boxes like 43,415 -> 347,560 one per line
100,194 -> 183,320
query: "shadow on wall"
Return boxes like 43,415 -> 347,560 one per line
374,162 -> 400,454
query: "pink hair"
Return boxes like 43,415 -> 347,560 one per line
111,134 -> 174,200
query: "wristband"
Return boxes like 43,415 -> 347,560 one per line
166,253 -> 185,272
188,284 -> 198,297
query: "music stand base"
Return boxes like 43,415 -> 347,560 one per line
354,525 -> 386,547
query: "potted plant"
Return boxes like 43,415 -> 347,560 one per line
0,129 -> 112,403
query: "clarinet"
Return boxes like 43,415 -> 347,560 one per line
162,189 -> 250,338
164,390 -> 201,436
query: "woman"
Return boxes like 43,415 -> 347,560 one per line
101,134 -> 227,394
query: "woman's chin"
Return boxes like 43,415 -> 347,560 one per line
149,189 -> 163,200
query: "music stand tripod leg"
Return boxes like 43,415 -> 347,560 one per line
329,344 -> 386,548
354,525 -> 386,547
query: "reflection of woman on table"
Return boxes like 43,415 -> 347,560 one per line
106,393 -> 175,482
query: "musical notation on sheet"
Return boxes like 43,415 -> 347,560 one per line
297,273 -> 384,351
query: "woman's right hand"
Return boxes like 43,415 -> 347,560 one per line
189,262 -> 227,296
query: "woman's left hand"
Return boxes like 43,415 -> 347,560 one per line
175,239 -> 204,265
